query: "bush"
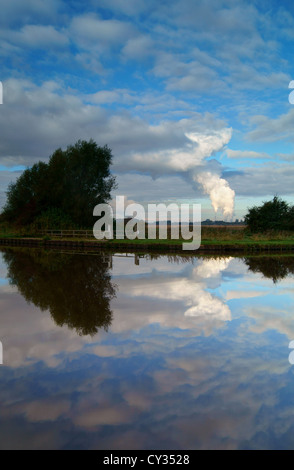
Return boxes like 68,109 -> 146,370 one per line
244,196 -> 293,232
29,208 -> 76,231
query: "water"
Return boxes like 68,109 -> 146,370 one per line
0,247 -> 294,450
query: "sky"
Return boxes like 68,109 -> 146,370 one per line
1,0 -> 294,220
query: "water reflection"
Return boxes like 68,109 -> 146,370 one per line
145,253 -> 294,283
2,248 -> 116,336
243,255 -> 294,283
1,248 -> 294,450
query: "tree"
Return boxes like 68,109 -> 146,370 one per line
2,140 -> 117,227
2,161 -> 49,225
244,196 -> 291,232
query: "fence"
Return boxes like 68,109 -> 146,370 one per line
38,228 -> 124,239
38,230 -> 95,238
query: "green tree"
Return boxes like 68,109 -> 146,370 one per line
285,206 -> 294,231
244,196 -> 291,232
2,140 -> 117,227
2,161 -> 49,225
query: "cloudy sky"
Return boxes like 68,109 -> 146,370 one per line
1,0 -> 294,219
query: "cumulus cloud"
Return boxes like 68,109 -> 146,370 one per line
226,162 -> 294,197
0,0 -> 62,26
247,108 -> 294,143
70,14 -> 136,52
153,54 -> 226,93
7,24 -> 69,49
122,35 -> 155,61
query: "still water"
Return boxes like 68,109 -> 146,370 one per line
0,247 -> 294,450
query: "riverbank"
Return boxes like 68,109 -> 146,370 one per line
1,236 -> 294,254
1,224 -> 294,254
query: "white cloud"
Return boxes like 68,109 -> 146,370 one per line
247,109 -> 294,142
0,0 -> 62,26
226,149 -> 270,160
153,54 -> 225,93
122,35 -> 154,60
12,24 -> 69,48
226,162 -> 294,197
89,90 -> 121,104
90,0 -> 151,17
225,290 -> 266,301
70,14 -> 135,51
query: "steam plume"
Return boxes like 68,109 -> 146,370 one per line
195,171 -> 235,219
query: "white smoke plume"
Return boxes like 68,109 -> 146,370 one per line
195,171 -> 235,219
185,129 -> 235,219
185,128 -> 232,166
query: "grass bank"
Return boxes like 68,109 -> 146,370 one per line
1,224 -> 294,252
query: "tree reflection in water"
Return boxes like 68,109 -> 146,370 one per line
144,252 -> 294,284
243,255 -> 294,283
2,248 -> 116,336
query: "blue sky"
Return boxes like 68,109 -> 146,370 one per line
1,0 -> 294,219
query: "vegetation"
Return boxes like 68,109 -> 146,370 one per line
1,139 -> 116,228
244,196 -> 294,232
1,221 -> 294,249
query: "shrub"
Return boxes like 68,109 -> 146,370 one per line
244,196 -> 292,232
29,207 -> 76,231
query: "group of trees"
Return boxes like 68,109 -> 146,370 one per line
244,196 -> 294,232
1,140 -> 116,228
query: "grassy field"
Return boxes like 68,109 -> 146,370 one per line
200,226 -> 294,245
